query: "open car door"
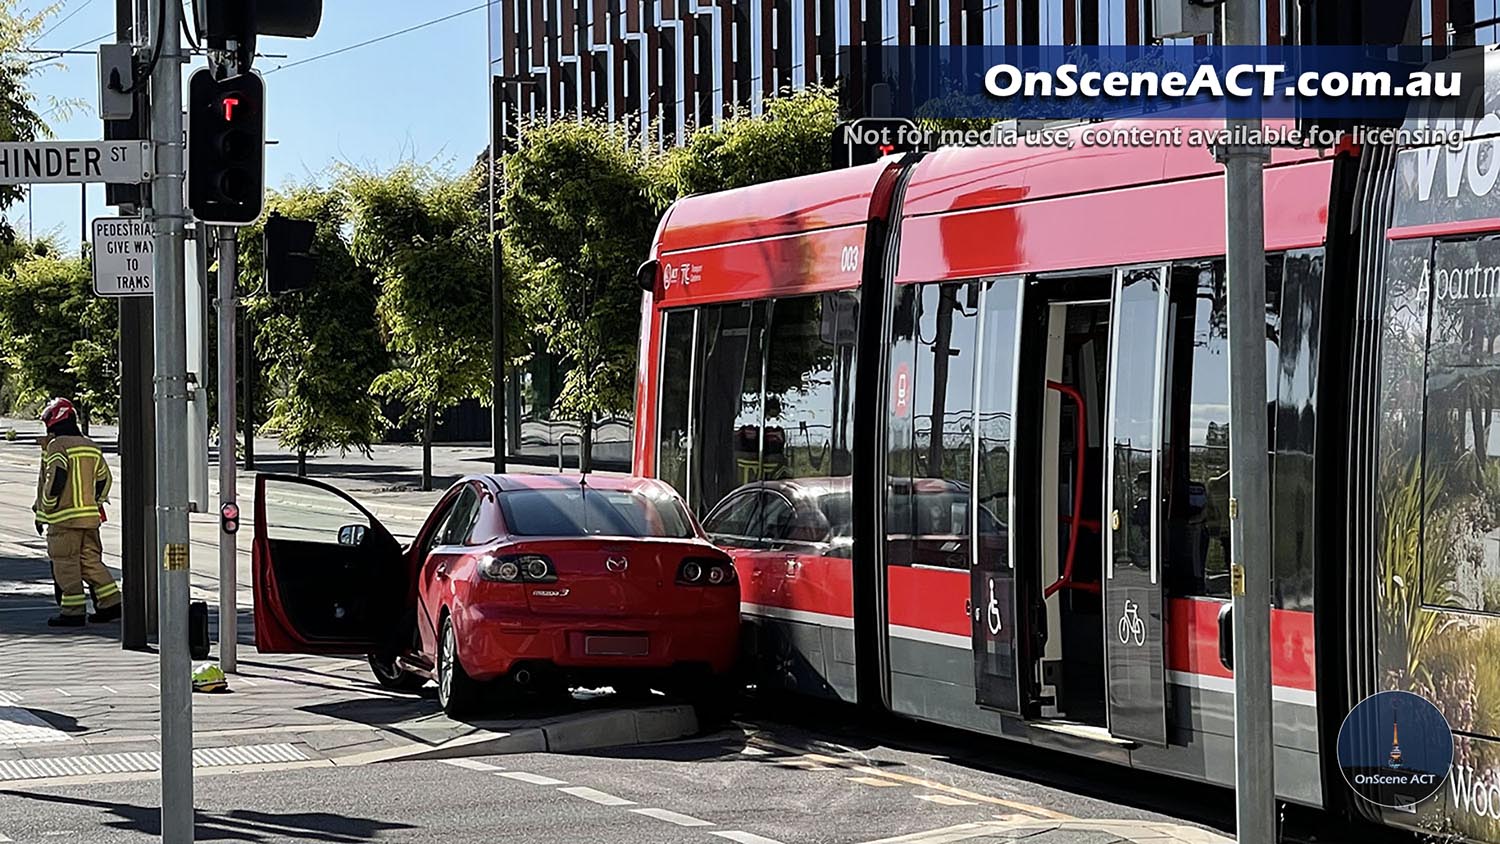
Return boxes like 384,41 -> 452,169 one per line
252,473 -> 406,654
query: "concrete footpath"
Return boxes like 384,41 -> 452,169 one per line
0,421 -> 694,791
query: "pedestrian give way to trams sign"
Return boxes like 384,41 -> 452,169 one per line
92,217 -> 153,296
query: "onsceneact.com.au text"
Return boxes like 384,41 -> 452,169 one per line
984,63 -> 1463,99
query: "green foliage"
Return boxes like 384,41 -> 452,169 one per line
0,1 -> 54,224
343,163 -> 493,430
239,186 -> 387,456
503,119 -> 655,423
648,87 -> 840,205
0,247 -> 118,421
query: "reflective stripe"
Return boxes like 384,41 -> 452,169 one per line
59,594 -> 86,606
63,447 -> 103,459
94,583 -> 119,599
37,507 -> 101,524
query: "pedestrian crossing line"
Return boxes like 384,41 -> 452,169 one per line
559,785 -> 635,806
848,775 -> 902,787
631,807 -> 714,827
710,831 -> 786,844
0,831 -> 11,841
916,794 -> 978,807
496,770 -> 566,786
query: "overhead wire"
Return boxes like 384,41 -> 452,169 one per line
266,0 -> 496,75
32,0 -> 102,45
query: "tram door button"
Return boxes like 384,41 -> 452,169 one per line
1110,510 -> 1121,531
1217,603 -> 1234,671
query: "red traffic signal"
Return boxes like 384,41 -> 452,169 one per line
187,69 -> 265,225
220,501 -> 240,534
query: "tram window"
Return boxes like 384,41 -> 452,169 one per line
975,277 -> 1022,556
763,293 -> 855,484
1421,236 -> 1500,613
892,281 -> 982,569
657,310 -> 696,498
1164,261 -> 1233,599
692,302 -> 765,515
1161,255 -> 1285,600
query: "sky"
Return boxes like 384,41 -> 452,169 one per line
11,0 -> 490,249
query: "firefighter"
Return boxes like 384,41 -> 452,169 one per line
33,398 -> 121,627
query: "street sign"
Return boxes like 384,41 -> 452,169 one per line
91,216 -> 154,296
0,140 -> 152,185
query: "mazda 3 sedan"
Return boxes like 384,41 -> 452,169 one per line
251,473 -> 740,716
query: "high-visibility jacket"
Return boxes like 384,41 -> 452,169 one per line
33,434 -> 111,528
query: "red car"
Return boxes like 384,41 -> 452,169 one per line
251,472 -> 741,716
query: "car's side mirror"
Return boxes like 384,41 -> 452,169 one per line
337,524 -> 367,547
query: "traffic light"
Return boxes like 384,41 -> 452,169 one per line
219,501 -> 240,534
187,68 -> 265,225
831,118 -> 924,169
193,1 -> 323,67
264,213 -> 317,294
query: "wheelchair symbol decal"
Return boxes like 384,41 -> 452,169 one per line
1117,599 -> 1146,646
986,579 -> 1002,636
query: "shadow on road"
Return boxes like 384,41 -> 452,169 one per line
1,789 -> 415,842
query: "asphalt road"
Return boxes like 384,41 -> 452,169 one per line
0,720 -> 1235,844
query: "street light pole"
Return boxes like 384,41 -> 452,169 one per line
147,0 -> 194,837
1219,0 -> 1276,839
489,74 -> 538,474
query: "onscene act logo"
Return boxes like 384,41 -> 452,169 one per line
1336,690 -> 1454,808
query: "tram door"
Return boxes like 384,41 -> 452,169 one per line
1102,265 -> 1171,746
970,277 -> 1025,714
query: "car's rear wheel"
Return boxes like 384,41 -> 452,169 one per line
367,653 -> 425,691
437,616 -> 483,717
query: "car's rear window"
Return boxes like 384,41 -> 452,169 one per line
500,487 -> 695,538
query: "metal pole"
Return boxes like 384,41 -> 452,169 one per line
216,226 -> 237,673
146,0 -> 193,837
489,72 -> 507,473
1218,0 -> 1275,840
118,0 -> 156,651
242,307 -> 255,471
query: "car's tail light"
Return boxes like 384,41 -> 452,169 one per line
677,557 -> 735,586
480,554 -> 556,583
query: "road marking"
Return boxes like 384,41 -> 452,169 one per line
746,736 -> 1072,821
857,821 -> 1013,844
631,807 -> 714,827
441,759 -> 504,772
559,785 -> 635,806
54,689 -> 70,697
0,832 -> 10,841
848,775 -> 901,787
738,746 -> 771,756
916,794 -> 977,806
100,686 -> 118,695
710,832 -> 786,844
496,771 -> 566,786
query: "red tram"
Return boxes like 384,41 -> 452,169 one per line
633,82 -> 1500,841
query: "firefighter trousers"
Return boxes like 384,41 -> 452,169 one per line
47,526 -> 120,617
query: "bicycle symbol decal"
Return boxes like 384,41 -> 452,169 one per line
986,579 -> 1002,636
1117,599 -> 1146,646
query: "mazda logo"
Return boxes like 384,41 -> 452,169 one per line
605,556 -> 629,573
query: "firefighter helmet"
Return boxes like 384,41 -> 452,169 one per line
40,398 -> 77,429
192,662 -> 229,693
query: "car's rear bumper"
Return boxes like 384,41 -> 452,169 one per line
454,605 -> 740,682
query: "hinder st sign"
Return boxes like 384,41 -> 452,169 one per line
92,217 -> 154,296
0,140 -> 152,185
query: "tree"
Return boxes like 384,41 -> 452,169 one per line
0,246 -> 119,425
503,119 -> 657,472
648,87 -> 840,204
344,164 -> 491,490
0,1 -> 53,224
239,186 -> 387,474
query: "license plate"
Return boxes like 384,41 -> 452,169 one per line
584,635 -> 649,656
